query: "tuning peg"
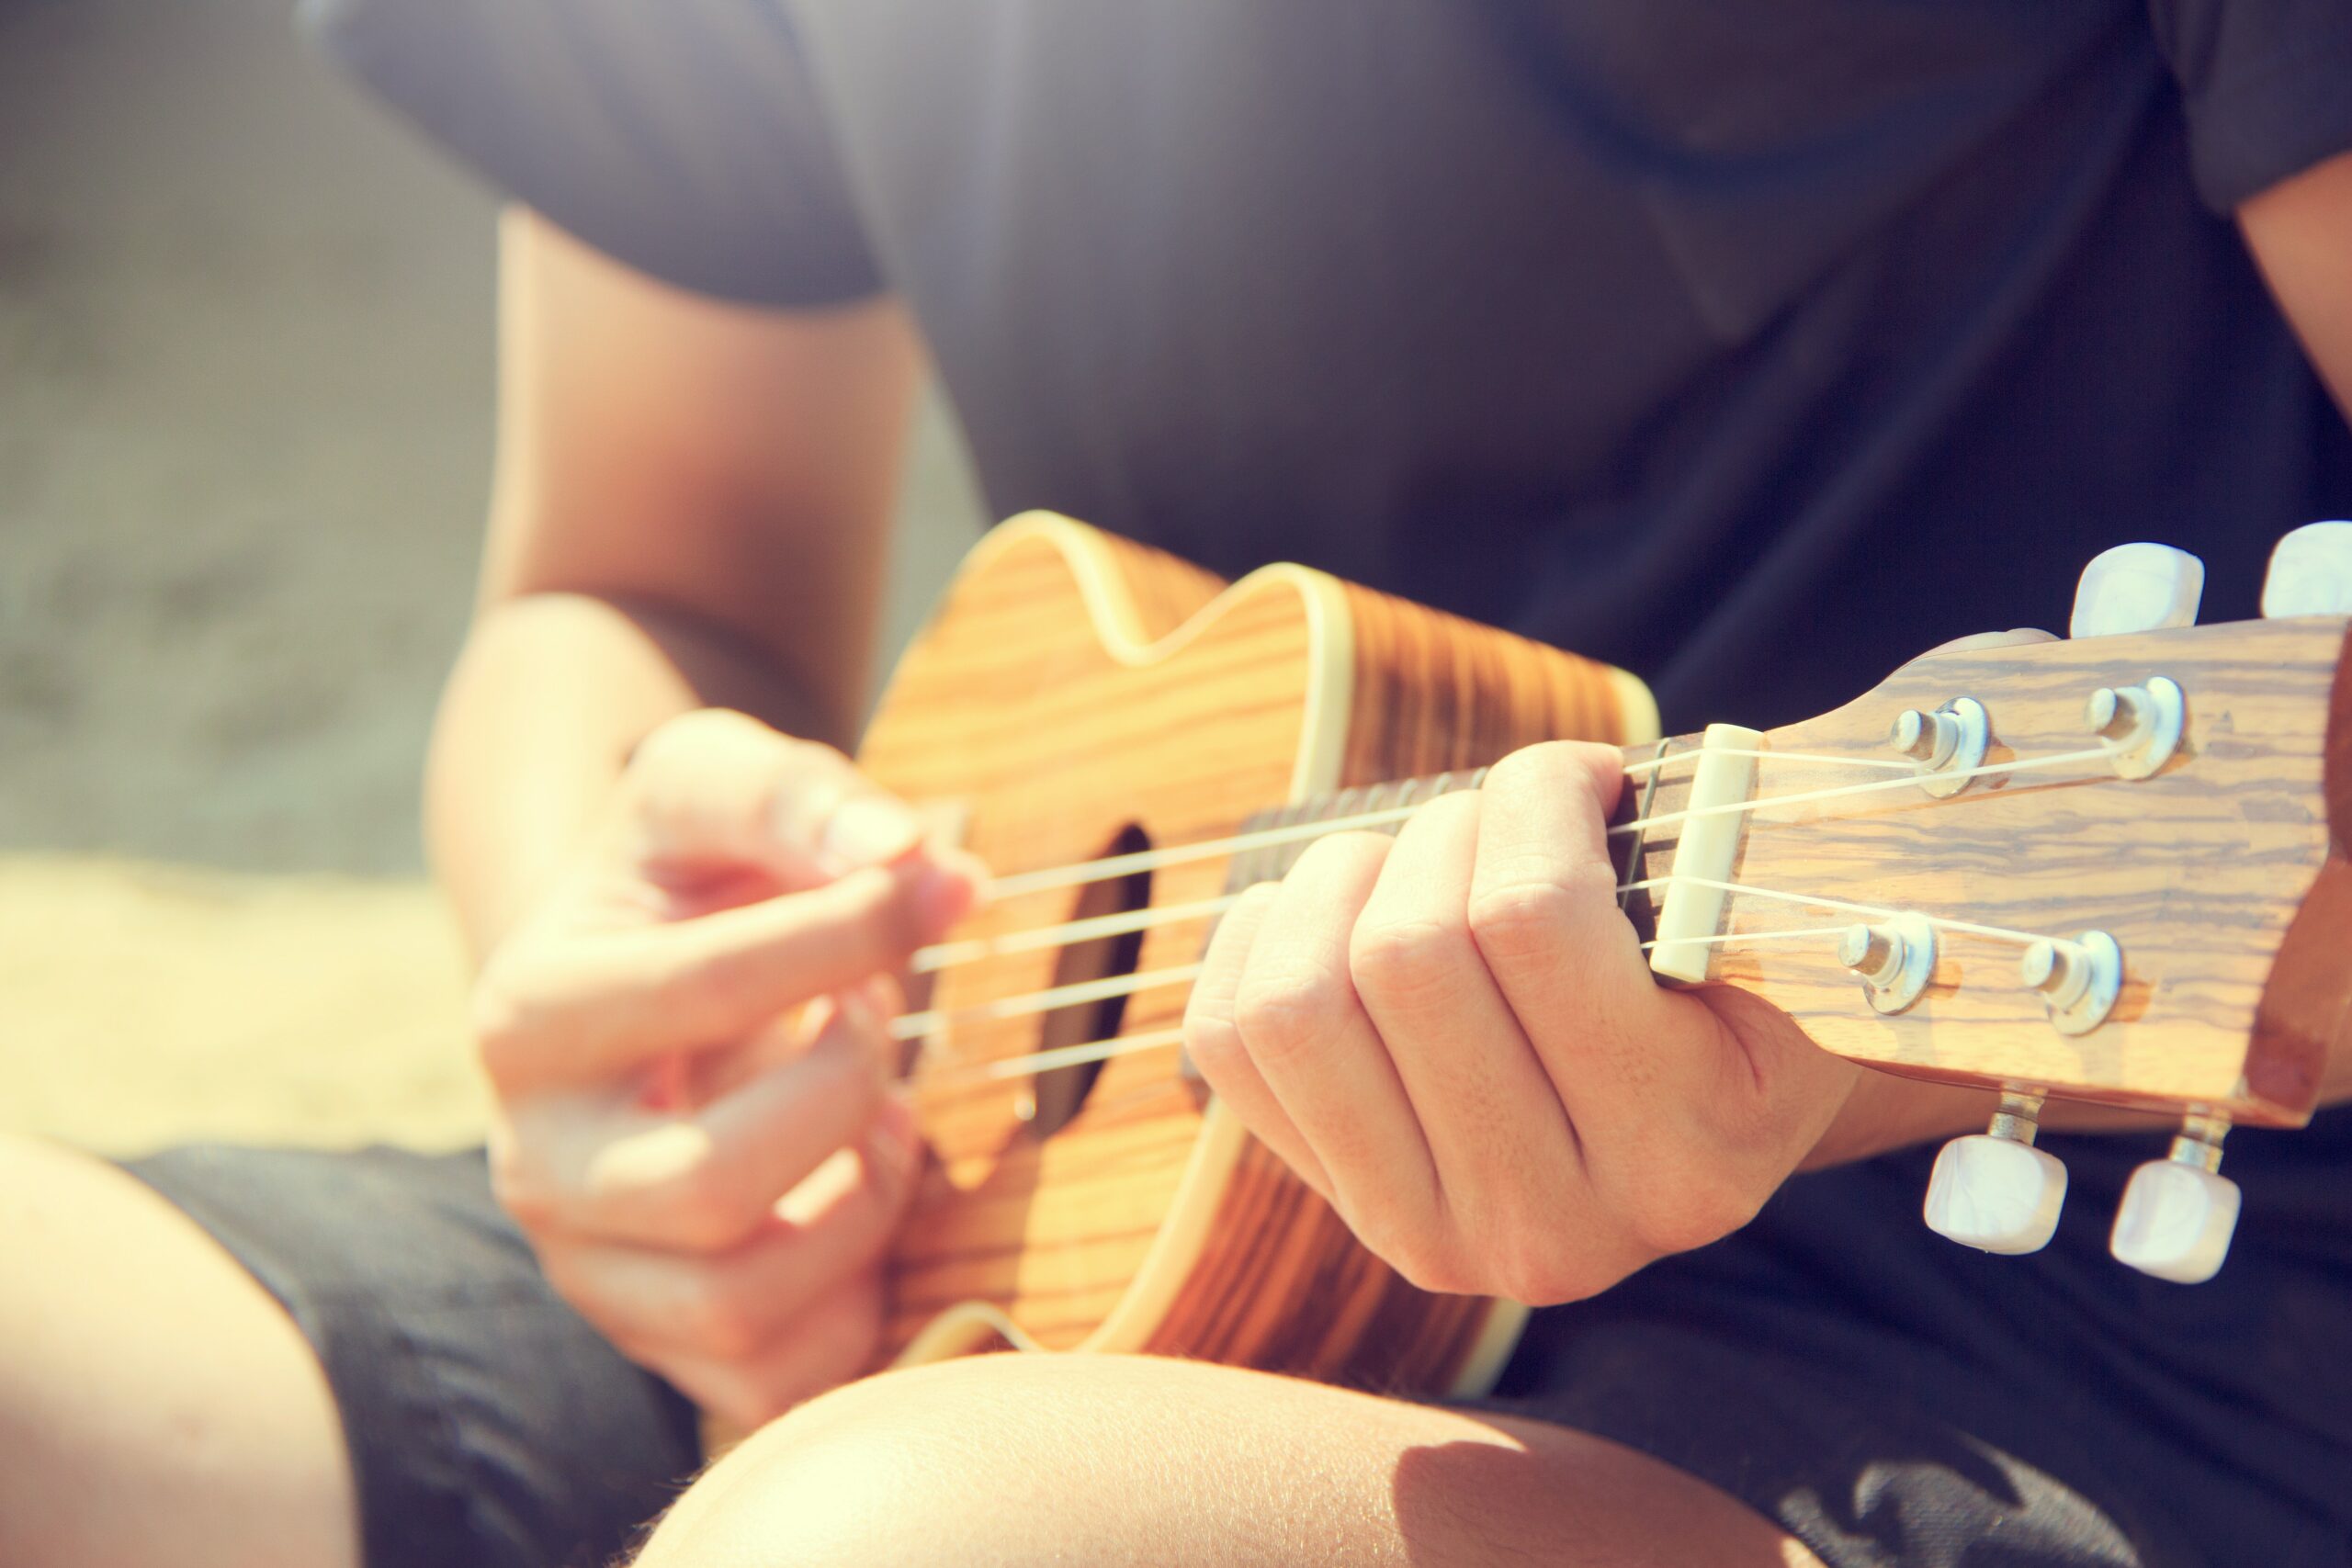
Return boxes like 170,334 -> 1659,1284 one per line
2070,544 -> 2204,638
2261,522 -> 2352,618
1923,1089 -> 2067,1255
2110,1114 -> 2240,1283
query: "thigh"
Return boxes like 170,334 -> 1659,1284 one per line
638,1352 -> 1822,1568
0,1135 -> 357,1568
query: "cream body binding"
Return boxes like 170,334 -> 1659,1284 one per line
858,513 -> 1658,1398
890,523 -> 1367,1374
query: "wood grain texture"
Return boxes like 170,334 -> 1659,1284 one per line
1139,578 -> 1647,1390
858,513 -> 2349,1397
860,514 -> 1646,1390
1620,618 -> 2352,1126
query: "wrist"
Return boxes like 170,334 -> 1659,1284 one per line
425,592 -> 835,959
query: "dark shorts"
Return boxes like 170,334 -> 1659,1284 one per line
124,1113 -> 2352,1568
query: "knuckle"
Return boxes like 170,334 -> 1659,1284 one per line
1481,741 -> 1570,796
1484,1235 -> 1600,1306
628,712 -> 722,789
1465,877 -> 1578,964
1338,1199 -> 1467,1296
801,1023 -> 888,1114
658,1160 -> 764,1253
534,1253 -> 616,1333
1385,1237 -> 1477,1298
1181,1004 -> 1246,1077
1234,970 -> 1348,1065
674,1269 -> 772,1361
634,707 -> 760,772
1487,739 -> 1607,796
1349,916 -> 1476,1010
1623,1168 -> 1759,1258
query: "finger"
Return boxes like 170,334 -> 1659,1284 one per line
617,1269 -> 887,1432
1476,744 -> 1849,1248
479,860 -> 975,1087
541,1108 -> 918,1366
1466,741 -> 1668,1080
543,996 -> 897,1251
1182,881 -> 1327,1198
626,708 -> 947,885
1349,790 -> 1582,1235
1233,833 -> 1440,1247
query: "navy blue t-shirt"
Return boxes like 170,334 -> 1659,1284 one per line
300,2 -> 2352,1559
305,0 -> 2352,734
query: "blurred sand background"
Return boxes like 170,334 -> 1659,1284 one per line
1,0 -> 983,1154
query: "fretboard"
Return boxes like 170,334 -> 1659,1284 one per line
1224,738 -> 1709,944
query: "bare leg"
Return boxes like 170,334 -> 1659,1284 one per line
0,1135 -> 358,1568
639,1352 -> 1822,1568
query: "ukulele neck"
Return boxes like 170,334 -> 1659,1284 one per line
1233,740 -> 1708,944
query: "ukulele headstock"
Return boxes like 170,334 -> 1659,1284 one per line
1623,535 -> 2352,1281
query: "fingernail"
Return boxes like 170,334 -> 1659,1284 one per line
911,860 -> 982,935
820,796 -> 922,871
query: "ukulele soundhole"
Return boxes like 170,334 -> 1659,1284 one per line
1025,822 -> 1153,1139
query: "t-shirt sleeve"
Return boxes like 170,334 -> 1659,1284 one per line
2146,0 -> 2352,212
298,0 -> 881,306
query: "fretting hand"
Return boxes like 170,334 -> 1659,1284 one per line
1182,739 -> 1858,1304
1183,604 -> 2114,1305
470,709 -> 984,1427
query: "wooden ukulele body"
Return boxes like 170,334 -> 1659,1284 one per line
858,513 -> 1657,1393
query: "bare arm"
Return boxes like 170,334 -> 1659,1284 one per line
2242,149 -> 2352,423
424,212 -> 985,1427
425,209 -> 923,954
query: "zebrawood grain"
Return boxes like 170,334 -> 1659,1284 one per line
856,513 -> 2351,1401
858,513 -> 1646,1389
1620,618 -> 2352,1126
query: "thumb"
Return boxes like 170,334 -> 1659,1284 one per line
625,709 -> 927,886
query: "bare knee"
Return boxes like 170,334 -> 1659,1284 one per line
638,1356 -> 1089,1568
633,1352 -> 1813,1568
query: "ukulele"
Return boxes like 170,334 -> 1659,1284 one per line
856,512 -> 2352,1400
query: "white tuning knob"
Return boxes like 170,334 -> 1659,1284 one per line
2110,1115 -> 2240,1283
1925,1134 -> 2068,1254
2261,521 -> 2352,618
2070,543 -> 2205,638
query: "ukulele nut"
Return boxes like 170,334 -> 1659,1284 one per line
1890,698 -> 1989,797
2084,676 -> 2183,780
2019,931 -> 2123,1035
1838,914 -> 1935,1014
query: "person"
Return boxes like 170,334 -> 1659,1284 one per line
6,2 -> 2351,1564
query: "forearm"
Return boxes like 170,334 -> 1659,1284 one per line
424,592 -> 844,959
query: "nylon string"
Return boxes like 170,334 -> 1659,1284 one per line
901,741 -> 2122,1090
978,743 -> 2108,902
